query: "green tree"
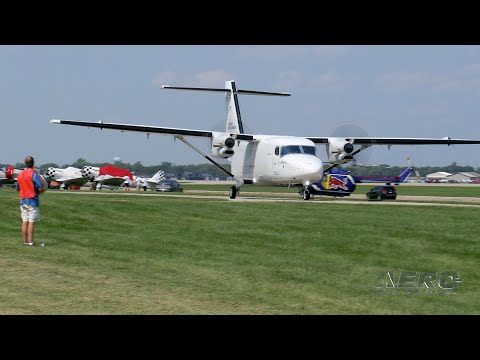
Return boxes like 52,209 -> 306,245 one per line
71,158 -> 89,168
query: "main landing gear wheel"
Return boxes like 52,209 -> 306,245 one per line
229,186 -> 237,199
303,190 -> 311,200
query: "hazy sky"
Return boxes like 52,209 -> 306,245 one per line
2,45 -> 480,168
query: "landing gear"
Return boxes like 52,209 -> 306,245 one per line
229,186 -> 238,199
303,189 -> 311,200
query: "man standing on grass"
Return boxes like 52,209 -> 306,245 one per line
15,156 -> 44,246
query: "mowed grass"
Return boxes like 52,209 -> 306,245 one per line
0,189 -> 479,314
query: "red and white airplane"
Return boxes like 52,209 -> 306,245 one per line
82,165 -> 133,189
50,80 -> 480,200
0,166 -> 21,185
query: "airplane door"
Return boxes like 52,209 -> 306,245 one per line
272,146 -> 280,175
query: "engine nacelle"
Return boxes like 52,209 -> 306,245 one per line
327,138 -> 354,164
211,135 -> 235,159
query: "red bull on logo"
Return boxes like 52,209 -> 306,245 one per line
327,175 -> 349,191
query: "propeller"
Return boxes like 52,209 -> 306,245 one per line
326,122 -> 373,168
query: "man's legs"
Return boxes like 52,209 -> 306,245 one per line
22,221 -> 29,244
20,205 -> 39,245
27,221 -> 36,244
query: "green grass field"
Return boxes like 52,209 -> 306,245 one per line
1,188 -> 479,314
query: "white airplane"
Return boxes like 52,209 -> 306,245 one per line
50,80 -> 480,200
138,170 -> 166,191
0,166 -> 21,185
43,166 -> 88,189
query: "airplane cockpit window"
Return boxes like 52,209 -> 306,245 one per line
280,145 -> 316,157
280,145 -> 301,157
302,146 -> 316,156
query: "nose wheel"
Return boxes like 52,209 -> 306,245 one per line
303,189 -> 311,200
229,186 -> 238,199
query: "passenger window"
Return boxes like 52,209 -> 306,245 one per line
275,146 -> 279,156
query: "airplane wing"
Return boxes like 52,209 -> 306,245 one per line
52,120 -> 480,145
50,119 -> 255,141
98,177 -> 125,187
307,136 -> 480,145
59,177 -> 88,187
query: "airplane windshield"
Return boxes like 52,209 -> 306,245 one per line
302,146 -> 316,155
280,145 -> 316,157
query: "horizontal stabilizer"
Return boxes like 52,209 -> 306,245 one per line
161,85 -> 290,96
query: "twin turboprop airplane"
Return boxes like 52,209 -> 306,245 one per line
50,80 -> 480,200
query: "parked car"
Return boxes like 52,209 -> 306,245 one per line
155,179 -> 183,192
366,185 -> 397,200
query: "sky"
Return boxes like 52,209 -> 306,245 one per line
2,45 -> 480,169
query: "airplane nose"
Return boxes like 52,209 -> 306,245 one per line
303,158 -> 324,181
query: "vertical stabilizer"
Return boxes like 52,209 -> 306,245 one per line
225,80 -> 244,134
398,167 -> 413,182
149,170 -> 166,183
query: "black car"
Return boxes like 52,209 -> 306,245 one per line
155,179 -> 183,192
366,185 -> 397,200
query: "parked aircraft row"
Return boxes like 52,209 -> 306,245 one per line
1,164 -> 165,191
50,80 -> 480,200
43,165 -> 165,190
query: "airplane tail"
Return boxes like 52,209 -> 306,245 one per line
398,167 -> 413,182
148,170 -> 166,184
161,80 -> 290,135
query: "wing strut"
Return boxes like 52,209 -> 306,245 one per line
175,136 -> 235,178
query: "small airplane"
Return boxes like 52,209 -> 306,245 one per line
138,170 -> 166,191
82,165 -> 134,190
43,166 -> 88,189
50,80 -> 480,200
0,166 -> 21,185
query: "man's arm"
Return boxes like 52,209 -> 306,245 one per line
32,172 -> 45,194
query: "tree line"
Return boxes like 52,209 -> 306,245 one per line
2,159 -> 479,178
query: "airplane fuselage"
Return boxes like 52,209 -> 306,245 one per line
230,136 -> 324,186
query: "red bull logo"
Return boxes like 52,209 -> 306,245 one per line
327,175 -> 350,191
